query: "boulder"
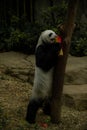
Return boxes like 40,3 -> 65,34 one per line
63,84 -> 87,110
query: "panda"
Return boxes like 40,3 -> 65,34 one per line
26,30 -> 61,124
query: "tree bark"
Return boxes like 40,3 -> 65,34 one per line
51,0 -> 79,123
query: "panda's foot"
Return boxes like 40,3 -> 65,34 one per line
26,116 -> 35,124
43,99 -> 51,116
26,99 -> 43,124
43,106 -> 51,116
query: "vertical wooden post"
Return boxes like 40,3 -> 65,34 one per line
51,0 -> 79,123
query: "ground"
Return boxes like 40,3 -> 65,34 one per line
0,51 -> 87,130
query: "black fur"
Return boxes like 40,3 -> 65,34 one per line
26,41 -> 61,123
43,98 -> 51,115
26,99 -> 43,123
35,43 -> 61,71
49,33 -> 53,37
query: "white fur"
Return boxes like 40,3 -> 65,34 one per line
31,30 -> 57,100
32,66 -> 54,99
36,30 -> 57,48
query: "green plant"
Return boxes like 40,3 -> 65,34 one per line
40,1 -> 67,27
0,1 -> 68,54
0,21 -> 45,54
70,22 -> 87,56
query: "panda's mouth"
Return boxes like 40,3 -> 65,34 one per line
51,38 -> 54,41
50,38 -> 55,42
50,35 -> 58,43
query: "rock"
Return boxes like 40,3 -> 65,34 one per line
63,84 -> 87,110
65,55 -> 87,85
0,51 -> 35,83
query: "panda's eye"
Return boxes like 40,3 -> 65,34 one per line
49,33 -> 53,37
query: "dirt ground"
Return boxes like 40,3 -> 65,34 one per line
0,52 -> 87,130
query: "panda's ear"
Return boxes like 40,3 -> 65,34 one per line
49,33 -> 53,37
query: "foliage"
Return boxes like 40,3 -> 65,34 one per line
0,1 -> 68,54
41,1 -> 68,27
70,22 -> 87,56
0,0 -> 87,56
0,16 -> 45,54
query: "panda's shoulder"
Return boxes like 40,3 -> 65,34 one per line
36,43 -> 51,51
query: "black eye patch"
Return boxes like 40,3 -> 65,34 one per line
49,33 -> 53,37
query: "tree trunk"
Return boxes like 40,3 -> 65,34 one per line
51,0 -> 79,124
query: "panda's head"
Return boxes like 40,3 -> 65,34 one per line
41,30 -> 57,44
37,30 -> 57,46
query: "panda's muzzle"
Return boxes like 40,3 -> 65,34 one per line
50,35 -> 58,43
50,38 -> 55,42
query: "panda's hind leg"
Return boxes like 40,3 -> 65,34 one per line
43,98 -> 51,116
26,98 -> 43,124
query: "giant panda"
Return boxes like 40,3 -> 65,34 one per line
26,30 -> 61,124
